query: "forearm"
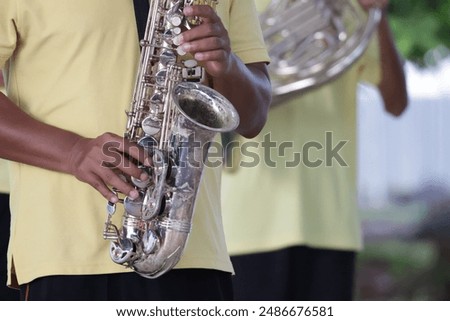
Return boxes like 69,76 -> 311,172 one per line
0,92 -> 82,174
377,14 -> 408,116
212,56 -> 271,138
0,92 -> 146,202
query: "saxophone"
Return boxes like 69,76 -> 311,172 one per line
103,0 -> 239,278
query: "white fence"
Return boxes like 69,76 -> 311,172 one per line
358,58 -> 450,208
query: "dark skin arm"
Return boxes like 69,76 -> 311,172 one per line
359,0 -> 408,116
0,93 -> 146,203
0,5 -> 271,202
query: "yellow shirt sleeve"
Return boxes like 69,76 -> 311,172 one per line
0,159 -> 9,194
0,0 -> 18,69
217,0 -> 270,64
0,76 -> 9,193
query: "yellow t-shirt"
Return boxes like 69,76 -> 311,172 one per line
0,158 -> 8,194
222,3 -> 381,255
0,0 -> 269,286
0,80 -> 8,194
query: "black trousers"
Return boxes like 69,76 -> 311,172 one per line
0,193 -> 20,300
20,269 -> 233,301
231,246 -> 356,301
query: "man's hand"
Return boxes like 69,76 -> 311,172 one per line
178,5 -> 232,78
358,0 -> 408,116
67,133 -> 150,204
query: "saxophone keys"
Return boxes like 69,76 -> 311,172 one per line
169,14 -> 183,27
138,136 -> 158,150
176,46 -> 187,56
182,65 -> 204,81
139,39 -> 150,48
155,69 -> 168,85
131,176 -> 151,189
142,117 -> 162,136
143,230 -> 159,255
163,29 -> 182,46
124,192 -> 145,217
172,27 -> 182,36
183,59 -> 198,68
110,239 -> 135,264
172,33 -> 183,46
107,201 -> 116,216
160,50 -> 177,67
167,3 -> 184,27
149,92 -> 164,105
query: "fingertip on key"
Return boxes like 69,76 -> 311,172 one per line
140,172 -> 149,181
183,6 -> 194,16
129,190 -> 139,200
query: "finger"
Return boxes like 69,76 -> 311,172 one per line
105,134 -> 150,168
192,18 -> 221,35
116,138 -> 146,163
126,143 -> 153,168
179,23 -> 226,48
100,167 -> 139,200
87,173 -> 120,203
183,5 -> 219,24
116,156 -> 149,182
180,36 -> 229,55
194,49 -> 228,63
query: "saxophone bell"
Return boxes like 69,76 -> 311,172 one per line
173,82 -> 239,133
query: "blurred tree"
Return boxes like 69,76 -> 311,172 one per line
388,0 -> 450,66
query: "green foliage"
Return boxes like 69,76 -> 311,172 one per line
388,0 -> 450,66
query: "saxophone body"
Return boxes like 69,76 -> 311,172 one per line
103,0 -> 239,278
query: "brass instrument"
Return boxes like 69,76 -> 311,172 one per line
260,0 -> 382,106
103,0 -> 239,278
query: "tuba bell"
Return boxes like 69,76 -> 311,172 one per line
260,0 -> 382,106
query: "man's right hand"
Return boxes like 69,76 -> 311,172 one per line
68,133 -> 150,204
